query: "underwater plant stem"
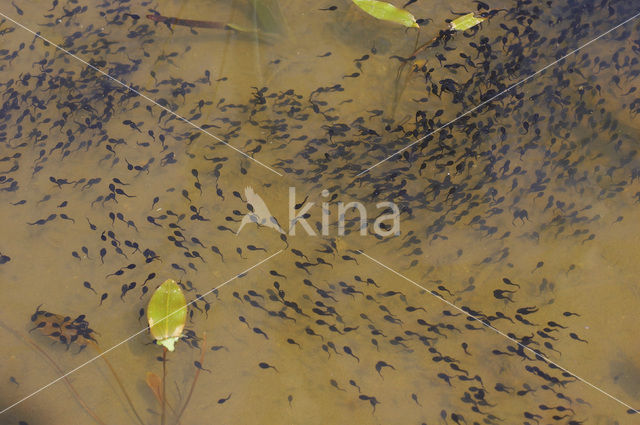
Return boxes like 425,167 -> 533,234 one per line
33,342 -> 107,425
173,333 -> 207,425
43,350 -> 107,424
90,343 -> 146,425
391,27 -> 455,117
147,14 -> 228,28
162,347 -> 167,425
0,320 -> 107,425
392,28 -> 422,116
410,33 -> 441,58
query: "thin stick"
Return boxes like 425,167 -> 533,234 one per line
0,320 -> 106,425
33,342 -> 108,425
211,0 -> 238,104
173,333 -> 207,425
391,28 -> 423,116
162,347 -> 167,425
93,346 -> 146,425
391,24 -> 457,112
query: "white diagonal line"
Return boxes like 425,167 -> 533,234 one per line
0,11 -> 283,177
355,10 -> 640,178
356,250 -> 639,414
0,250 -> 282,415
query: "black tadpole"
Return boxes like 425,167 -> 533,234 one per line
270,270 -> 286,278
493,289 -> 515,302
217,394 -> 231,404
531,261 -> 544,273
258,362 -> 278,372
343,345 -> 360,362
0,253 -> 11,264
83,281 -> 96,294
342,255 -> 358,264
502,277 -> 520,288
194,361 -> 212,372
375,361 -> 395,378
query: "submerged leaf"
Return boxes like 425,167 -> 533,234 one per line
251,0 -> 287,34
147,279 -> 187,351
450,13 -> 486,31
224,23 -> 260,33
352,0 -> 418,28
29,305 -> 97,350
145,372 -> 163,404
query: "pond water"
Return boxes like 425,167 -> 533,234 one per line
0,0 -> 639,424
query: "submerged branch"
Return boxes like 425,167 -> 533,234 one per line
173,333 -> 207,425
0,319 -> 107,425
94,347 -> 146,425
162,347 -> 167,425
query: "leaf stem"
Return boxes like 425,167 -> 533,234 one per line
173,333 -> 207,425
162,347 -> 167,425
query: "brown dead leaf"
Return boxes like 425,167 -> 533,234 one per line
145,371 -> 163,404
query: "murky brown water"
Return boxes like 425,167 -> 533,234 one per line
0,0 -> 639,424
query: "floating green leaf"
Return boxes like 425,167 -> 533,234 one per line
147,279 -> 187,352
450,13 -> 486,31
352,0 -> 418,28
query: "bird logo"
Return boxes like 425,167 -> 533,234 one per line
236,186 -> 284,234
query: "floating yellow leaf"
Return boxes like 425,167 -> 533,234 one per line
450,13 -> 486,31
147,279 -> 187,352
352,0 -> 419,28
